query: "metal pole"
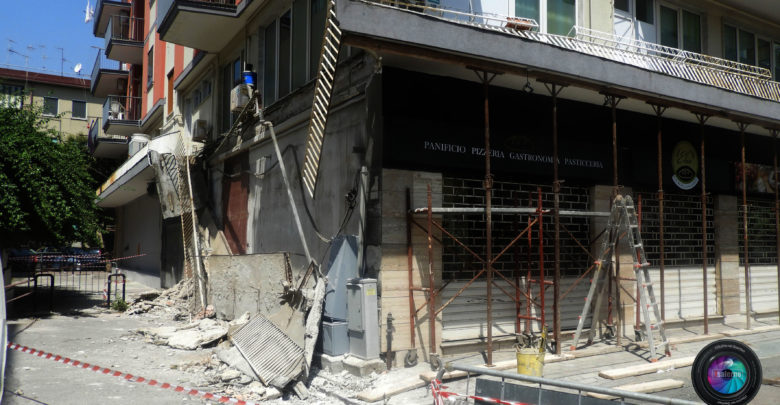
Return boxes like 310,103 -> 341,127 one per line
406,189 -> 416,350
605,94 -> 623,343
544,82 -> 565,355
484,74 -> 494,366
773,130 -> 780,325
476,70 -> 497,366
356,166 -> 369,277
651,104 -> 667,321
538,188 -> 545,332
739,123 -> 751,330
696,114 -> 710,335
427,185 -> 437,357
526,193 -> 533,334
514,197 -> 522,335
636,194 -> 642,335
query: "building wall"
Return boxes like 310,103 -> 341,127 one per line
15,81 -> 104,139
114,193 -> 163,288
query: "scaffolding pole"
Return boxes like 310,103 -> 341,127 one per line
738,122 -> 751,330
650,103 -> 668,321
543,81 -> 566,354
605,93 -> 624,345
695,113 -> 710,334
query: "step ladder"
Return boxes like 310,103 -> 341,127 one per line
570,195 -> 670,361
302,0 -> 342,198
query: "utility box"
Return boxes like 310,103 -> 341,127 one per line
346,278 -> 379,359
321,320 -> 349,356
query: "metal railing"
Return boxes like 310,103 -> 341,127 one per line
103,95 -> 142,126
361,0 -> 780,102
90,48 -> 126,88
105,15 -> 144,49
435,363 -> 703,405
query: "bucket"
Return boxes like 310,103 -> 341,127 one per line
242,70 -> 257,87
516,347 -> 544,377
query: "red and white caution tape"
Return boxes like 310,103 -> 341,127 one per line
431,379 -> 532,405
7,342 -> 260,405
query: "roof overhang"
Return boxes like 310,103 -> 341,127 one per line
92,136 -> 129,159
96,133 -> 179,207
91,69 -> 128,97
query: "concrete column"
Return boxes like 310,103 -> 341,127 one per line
714,194 -> 740,316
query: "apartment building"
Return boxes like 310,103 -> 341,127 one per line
0,67 -> 106,140
90,0 -> 198,288
98,0 -> 780,365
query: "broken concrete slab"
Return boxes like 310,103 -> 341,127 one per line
220,369 -> 242,382
315,353 -> 346,374
168,330 -> 204,350
215,344 -> 259,380
207,253 -> 301,321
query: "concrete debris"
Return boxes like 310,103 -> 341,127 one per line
215,343 -> 259,379
220,369 -> 242,382
137,317 -> 228,350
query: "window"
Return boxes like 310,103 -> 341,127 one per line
167,70 -> 174,115
659,5 -> 700,52
775,43 -> 780,80
724,25 -> 777,73
264,20 -> 277,105
147,47 -> 154,88
310,0 -> 327,79
515,0 -> 575,36
278,10 -> 292,98
635,0 -> 653,24
221,56 -> 242,133
72,100 -> 86,119
292,0 -> 308,88
43,97 -> 58,116
0,84 -> 23,108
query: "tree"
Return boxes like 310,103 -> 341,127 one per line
0,102 -> 103,247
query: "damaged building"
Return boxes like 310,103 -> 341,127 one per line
90,0 -> 780,373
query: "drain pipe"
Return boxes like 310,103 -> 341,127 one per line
265,121 -> 313,265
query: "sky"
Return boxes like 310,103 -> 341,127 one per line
0,0 -> 103,78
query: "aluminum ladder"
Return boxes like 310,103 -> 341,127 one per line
570,195 -> 670,361
302,0 -> 342,198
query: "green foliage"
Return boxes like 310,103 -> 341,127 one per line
0,103 -> 104,247
110,298 -> 128,312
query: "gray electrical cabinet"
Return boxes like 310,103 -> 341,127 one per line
346,278 -> 379,359
321,320 -> 349,356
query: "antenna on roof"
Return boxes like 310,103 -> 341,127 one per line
56,47 -> 65,76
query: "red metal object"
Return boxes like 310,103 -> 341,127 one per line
427,184 -> 437,357
538,187 -> 546,330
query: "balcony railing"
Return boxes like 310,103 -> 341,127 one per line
103,95 -> 142,127
360,0 -> 780,102
91,48 -> 125,85
105,15 -> 144,48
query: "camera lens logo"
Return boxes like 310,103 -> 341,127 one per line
692,340 -> 761,405
707,356 -> 747,394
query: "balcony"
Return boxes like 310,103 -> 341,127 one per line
91,49 -> 129,97
157,0 -> 258,52
93,0 -> 132,37
103,95 -> 142,136
105,15 -> 144,65
337,0 -> 780,126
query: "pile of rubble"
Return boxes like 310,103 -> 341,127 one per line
121,272 -> 376,403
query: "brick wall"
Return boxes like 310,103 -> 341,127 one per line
738,198 -> 778,265
441,177 -> 590,280
635,192 -> 715,267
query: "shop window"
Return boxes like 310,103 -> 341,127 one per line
310,0 -> 327,79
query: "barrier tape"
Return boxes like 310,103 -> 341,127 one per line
430,379 -> 532,405
7,342 -> 260,405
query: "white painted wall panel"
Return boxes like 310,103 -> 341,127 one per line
739,265 -> 779,314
